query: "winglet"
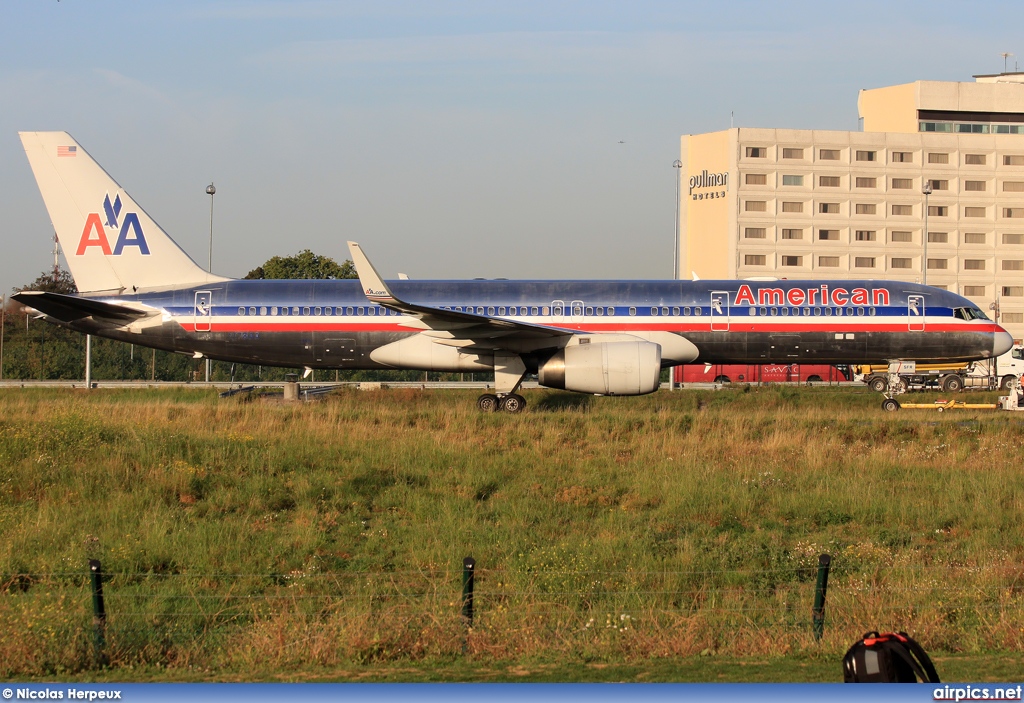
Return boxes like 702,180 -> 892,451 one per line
347,241 -> 400,305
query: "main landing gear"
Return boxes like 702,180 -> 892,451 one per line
478,352 -> 530,413
477,393 -> 527,413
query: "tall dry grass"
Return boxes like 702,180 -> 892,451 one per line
0,385 -> 1022,676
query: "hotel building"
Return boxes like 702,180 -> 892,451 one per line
679,74 -> 1024,338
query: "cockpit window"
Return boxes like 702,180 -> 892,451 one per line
954,307 -> 990,321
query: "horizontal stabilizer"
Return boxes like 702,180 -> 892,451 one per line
12,291 -> 150,324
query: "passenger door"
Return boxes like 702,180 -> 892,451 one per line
193,291 -> 212,332
710,291 -> 730,331
908,294 -> 925,332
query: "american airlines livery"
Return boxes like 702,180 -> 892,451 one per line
15,132 -> 1014,412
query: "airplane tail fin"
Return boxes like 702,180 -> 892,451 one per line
19,131 -> 229,294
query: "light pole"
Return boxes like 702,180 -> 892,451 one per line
205,183 -> 216,383
922,180 -> 933,285
673,160 -> 683,280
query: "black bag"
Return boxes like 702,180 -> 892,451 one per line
842,631 -> 940,683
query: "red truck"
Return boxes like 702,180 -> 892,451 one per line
673,363 -> 849,385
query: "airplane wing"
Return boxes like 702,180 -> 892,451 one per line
347,241 -> 575,350
12,291 -> 152,325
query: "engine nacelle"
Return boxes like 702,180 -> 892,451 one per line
538,339 -> 661,395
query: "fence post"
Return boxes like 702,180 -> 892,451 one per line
812,553 -> 831,641
88,559 -> 108,666
461,556 -> 475,628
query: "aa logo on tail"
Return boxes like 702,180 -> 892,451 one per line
76,193 -> 150,256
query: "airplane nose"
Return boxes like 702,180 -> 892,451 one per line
993,329 -> 1014,357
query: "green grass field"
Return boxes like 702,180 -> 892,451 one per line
0,385 -> 1022,682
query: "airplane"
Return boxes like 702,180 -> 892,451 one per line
14,131 -> 1014,413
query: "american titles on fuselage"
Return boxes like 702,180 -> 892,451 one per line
734,284 -> 889,308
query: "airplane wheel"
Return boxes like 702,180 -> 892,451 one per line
882,398 -> 900,412
477,394 -> 499,412
501,394 -> 526,414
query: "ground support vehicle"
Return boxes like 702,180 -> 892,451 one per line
856,363 -> 977,393
674,363 -> 848,385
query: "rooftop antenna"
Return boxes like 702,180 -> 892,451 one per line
1001,52 -> 1014,73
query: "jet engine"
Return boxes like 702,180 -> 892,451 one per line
538,338 -> 661,395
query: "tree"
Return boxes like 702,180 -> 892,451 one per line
244,250 -> 356,280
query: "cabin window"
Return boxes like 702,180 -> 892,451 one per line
802,308 -> 810,316
683,307 -> 691,316
661,307 -> 669,316
341,306 -> 350,315
552,305 -> 562,315
238,307 -> 245,315
313,307 -> 320,316
781,307 -> 789,316
770,307 -> 778,316
651,307 -> 659,316
280,307 -> 289,316
292,307 -> 300,316
694,307 -> 702,316
585,306 -> 594,316
607,307 -> 615,316
476,307 -> 484,314
528,306 -> 536,315
271,307 -> 278,316
749,307 -> 757,316
248,307 -> 256,316
629,307 -> 636,316
869,308 -> 876,316
596,307 -> 604,316
498,306 -> 506,315
257,306 -> 265,315
542,306 -> 550,315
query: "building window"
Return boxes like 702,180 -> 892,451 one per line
928,152 -> 949,164
819,149 -> 840,160
928,205 -> 948,217
892,204 -> 912,215
781,201 -> 804,212
1005,155 -> 1024,166
964,232 -> 987,244
781,228 -> 803,240
963,259 -> 986,270
963,285 -> 986,296
781,255 -> 803,266
964,206 -> 987,218
855,230 -> 876,241
964,180 -> 986,192
818,256 -> 839,267
746,147 -> 767,158
1003,181 -> 1024,192
744,254 -> 766,266
818,229 -> 839,241
1003,312 -> 1024,323
928,231 -> 948,243
745,200 -> 767,212
891,151 -> 913,163
1003,260 -> 1024,271
782,147 -> 804,159
891,230 -> 912,242
854,257 -> 876,268
927,258 -> 948,270
891,178 -> 913,189
744,227 -> 766,239
1004,233 -> 1024,245
781,174 -> 804,186
855,203 -> 877,215
1002,286 -> 1024,297
855,177 -> 877,188
927,179 -> 948,190
964,153 -> 987,165
819,202 -> 839,214
856,150 -> 876,162
745,173 -> 767,185
891,257 -> 912,269
1004,208 -> 1024,218
819,176 -> 840,187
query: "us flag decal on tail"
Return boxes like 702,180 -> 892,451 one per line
57,145 -> 77,157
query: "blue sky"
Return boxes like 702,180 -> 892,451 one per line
2,1 -> 1024,290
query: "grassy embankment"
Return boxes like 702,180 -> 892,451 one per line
0,385 -> 1022,681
